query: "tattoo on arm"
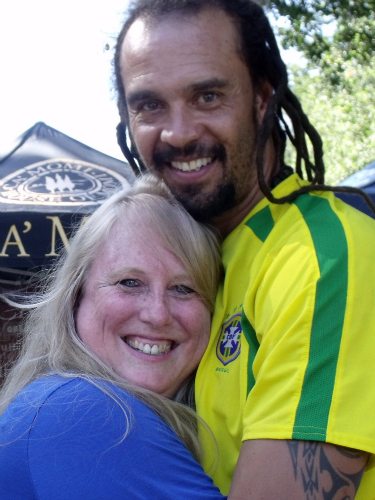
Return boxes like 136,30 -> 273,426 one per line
287,441 -> 368,499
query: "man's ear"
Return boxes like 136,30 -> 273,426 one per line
255,81 -> 273,124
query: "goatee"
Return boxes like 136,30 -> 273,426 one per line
175,182 -> 236,223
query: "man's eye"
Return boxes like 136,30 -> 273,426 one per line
198,92 -> 219,105
138,100 -> 162,112
117,279 -> 140,288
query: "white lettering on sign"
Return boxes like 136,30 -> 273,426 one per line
0,224 -> 31,257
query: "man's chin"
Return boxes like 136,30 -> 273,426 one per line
175,184 -> 236,222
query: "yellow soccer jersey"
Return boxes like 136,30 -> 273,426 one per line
196,174 -> 375,497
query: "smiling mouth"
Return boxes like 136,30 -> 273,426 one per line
124,338 -> 173,356
170,157 -> 212,172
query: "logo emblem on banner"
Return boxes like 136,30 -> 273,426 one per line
216,313 -> 242,365
0,159 -> 129,206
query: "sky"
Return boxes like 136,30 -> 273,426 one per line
0,0 -> 130,161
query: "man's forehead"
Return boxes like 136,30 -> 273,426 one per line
120,7 -> 250,103
123,7 -> 240,53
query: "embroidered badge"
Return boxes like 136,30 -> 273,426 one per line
216,313 -> 242,366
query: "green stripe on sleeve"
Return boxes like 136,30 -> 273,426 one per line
241,311 -> 259,396
292,195 -> 348,440
245,206 -> 274,242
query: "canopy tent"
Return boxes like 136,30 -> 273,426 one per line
0,121 -> 134,278
0,122 -> 134,384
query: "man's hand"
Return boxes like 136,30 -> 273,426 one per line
229,439 -> 368,499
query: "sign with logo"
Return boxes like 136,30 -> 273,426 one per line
0,159 -> 128,206
0,159 -> 130,269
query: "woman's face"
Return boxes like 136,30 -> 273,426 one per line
75,219 -> 211,397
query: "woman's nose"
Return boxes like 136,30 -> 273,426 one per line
160,106 -> 201,149
138,292 -> 172,327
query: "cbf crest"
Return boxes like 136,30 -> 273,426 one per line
216,313 -> 242,365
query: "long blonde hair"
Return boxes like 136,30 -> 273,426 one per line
0,174 -> 222,460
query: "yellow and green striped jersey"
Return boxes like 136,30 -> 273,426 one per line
196,174 -> 375,497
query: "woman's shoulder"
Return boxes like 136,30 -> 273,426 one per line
0,374 -> 153,448
3,375 -> 102,412
19,374 -> 138,409
8,374 -> 134,403
15,374 -> 84,401
1,375 -> 136,428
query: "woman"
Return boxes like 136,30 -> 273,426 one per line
0,175 -> 224,499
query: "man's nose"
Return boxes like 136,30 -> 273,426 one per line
139,292 -> 172,327
160,105 -> 201,149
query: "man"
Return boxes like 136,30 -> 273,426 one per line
113,0 -> 375,497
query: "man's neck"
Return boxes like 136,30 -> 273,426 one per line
211,188 -> 265,238
213,144 -> 278,238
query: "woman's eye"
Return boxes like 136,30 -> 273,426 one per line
171,284 -> 196,295
117,279 -> 140,288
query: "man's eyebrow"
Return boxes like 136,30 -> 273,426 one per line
190,78 -> 229,92
126,90 -> 159,107
126,78 -> 229,107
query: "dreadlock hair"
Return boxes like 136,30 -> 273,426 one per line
114,0 -> 375,214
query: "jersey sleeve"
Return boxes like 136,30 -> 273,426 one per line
242,196 -> 375,456
27,379 -> 225,499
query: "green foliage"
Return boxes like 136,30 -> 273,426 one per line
262,0 -> 375,181
286,58 -> 375,184
266,0 -> 374,84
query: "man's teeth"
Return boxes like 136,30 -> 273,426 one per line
126,338 -> 172,355
171,157 -> 211,172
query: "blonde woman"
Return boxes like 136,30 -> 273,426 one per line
0,175 -> 224,499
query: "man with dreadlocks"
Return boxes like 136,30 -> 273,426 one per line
114,0 -> 375,497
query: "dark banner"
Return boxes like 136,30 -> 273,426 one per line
0,212 -> 84,269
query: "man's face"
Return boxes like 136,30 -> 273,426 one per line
120,8 -> 270,223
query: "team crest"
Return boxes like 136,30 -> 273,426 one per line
216,313 -> 242,365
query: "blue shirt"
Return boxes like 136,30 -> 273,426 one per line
0,375 -> 224,499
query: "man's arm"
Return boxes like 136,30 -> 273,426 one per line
229,439 -> 368,499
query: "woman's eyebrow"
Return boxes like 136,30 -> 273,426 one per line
107,267 -> 145,281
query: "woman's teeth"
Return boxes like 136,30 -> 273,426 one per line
126,338 -> 172,355
171,157 -> 211,172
